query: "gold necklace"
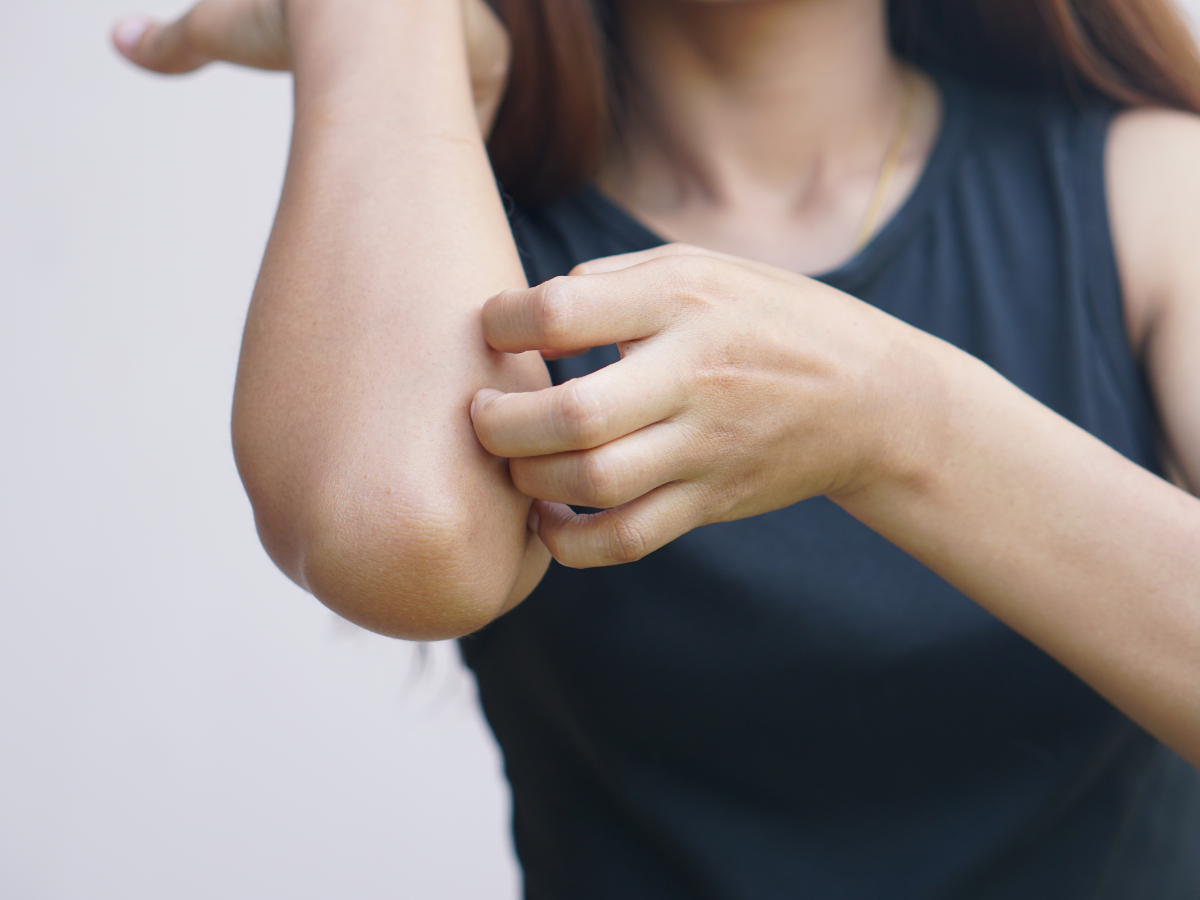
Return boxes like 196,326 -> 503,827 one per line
852,73 -> 917,254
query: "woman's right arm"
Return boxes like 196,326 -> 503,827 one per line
117,0 -> 552,639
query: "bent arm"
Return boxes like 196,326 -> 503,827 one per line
232,0 -> 549,640
835,344 -> 1200,765
836,108 -> 1200,767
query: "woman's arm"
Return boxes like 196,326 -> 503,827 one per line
467,103 -> 1200,762
814,108 -> 1200,762
832,332 -> 1200,768
237,0 -> 552,640
119,0 -> 551,639
830,102 -> 1200,757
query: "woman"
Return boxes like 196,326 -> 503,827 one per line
115,0 -> 1200,894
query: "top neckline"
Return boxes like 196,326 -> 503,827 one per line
572,71 -> 972,295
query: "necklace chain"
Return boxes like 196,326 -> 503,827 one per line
852,73 -> 918,254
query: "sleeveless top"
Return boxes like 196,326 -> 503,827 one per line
459,74 -> 1200,899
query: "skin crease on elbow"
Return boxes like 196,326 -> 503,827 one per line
113,0 -> 1200,766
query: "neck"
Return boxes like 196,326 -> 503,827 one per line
604,0 -> 908,212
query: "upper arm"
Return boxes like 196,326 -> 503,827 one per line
1107,106 -> 1200,492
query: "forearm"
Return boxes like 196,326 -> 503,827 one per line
232,0 -> 548,639
836,339 -> 1200,765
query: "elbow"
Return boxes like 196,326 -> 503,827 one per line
239,457 -> 523,641
298,496 -> 517,641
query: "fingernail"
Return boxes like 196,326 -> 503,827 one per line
114,17 -> 150,53
472,389 -> 504,419
527,503 -> 540,535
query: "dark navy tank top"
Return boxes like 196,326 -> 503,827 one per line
460,74 -> 1200,898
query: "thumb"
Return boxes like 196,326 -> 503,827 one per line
113,12 -> 212,75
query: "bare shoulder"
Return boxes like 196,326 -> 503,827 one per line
1107,106 -> 1200,491
1106,106 -> 1200,355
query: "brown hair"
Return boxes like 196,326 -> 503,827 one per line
485,0 -> 1200,207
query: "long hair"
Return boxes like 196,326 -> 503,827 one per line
484,0 -> 1200,207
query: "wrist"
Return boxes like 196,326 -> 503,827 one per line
833,323 -> 961,509
284,0 -> 478,131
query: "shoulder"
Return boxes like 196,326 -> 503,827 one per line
1107,104 -> 1200,175
1106,105 -> 1200,355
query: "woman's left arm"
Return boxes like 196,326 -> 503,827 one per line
834,96 -> 1200,762
829,108 -> 1200,765
469,113 -> 1200,768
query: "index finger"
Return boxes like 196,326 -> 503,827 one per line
481,260 -> 695,355
570,242 -> 786,280
471,350 -> 685,457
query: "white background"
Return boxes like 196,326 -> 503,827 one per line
2,3 -> 1198,899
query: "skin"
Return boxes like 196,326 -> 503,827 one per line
114,0 -> 1200,765
597,0 -> 942,273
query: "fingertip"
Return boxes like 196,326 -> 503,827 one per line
480,290 -> 518,348
530,501 -> 586,565
471,388 -> 506,421
482,286 -> 521,312
113,15 -> 152,56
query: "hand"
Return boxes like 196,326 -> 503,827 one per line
471,244 -> 943,568
112,0 -> 512,132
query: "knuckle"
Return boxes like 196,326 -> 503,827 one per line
575,450 -> 626,508
534,277 -> 577,346
697,477 -> 741,523
692,353 -> 743,395
607,516 -> 650,564
555,380 -> 608,446
653,252 -> 698,280
654,253 -> 724,301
